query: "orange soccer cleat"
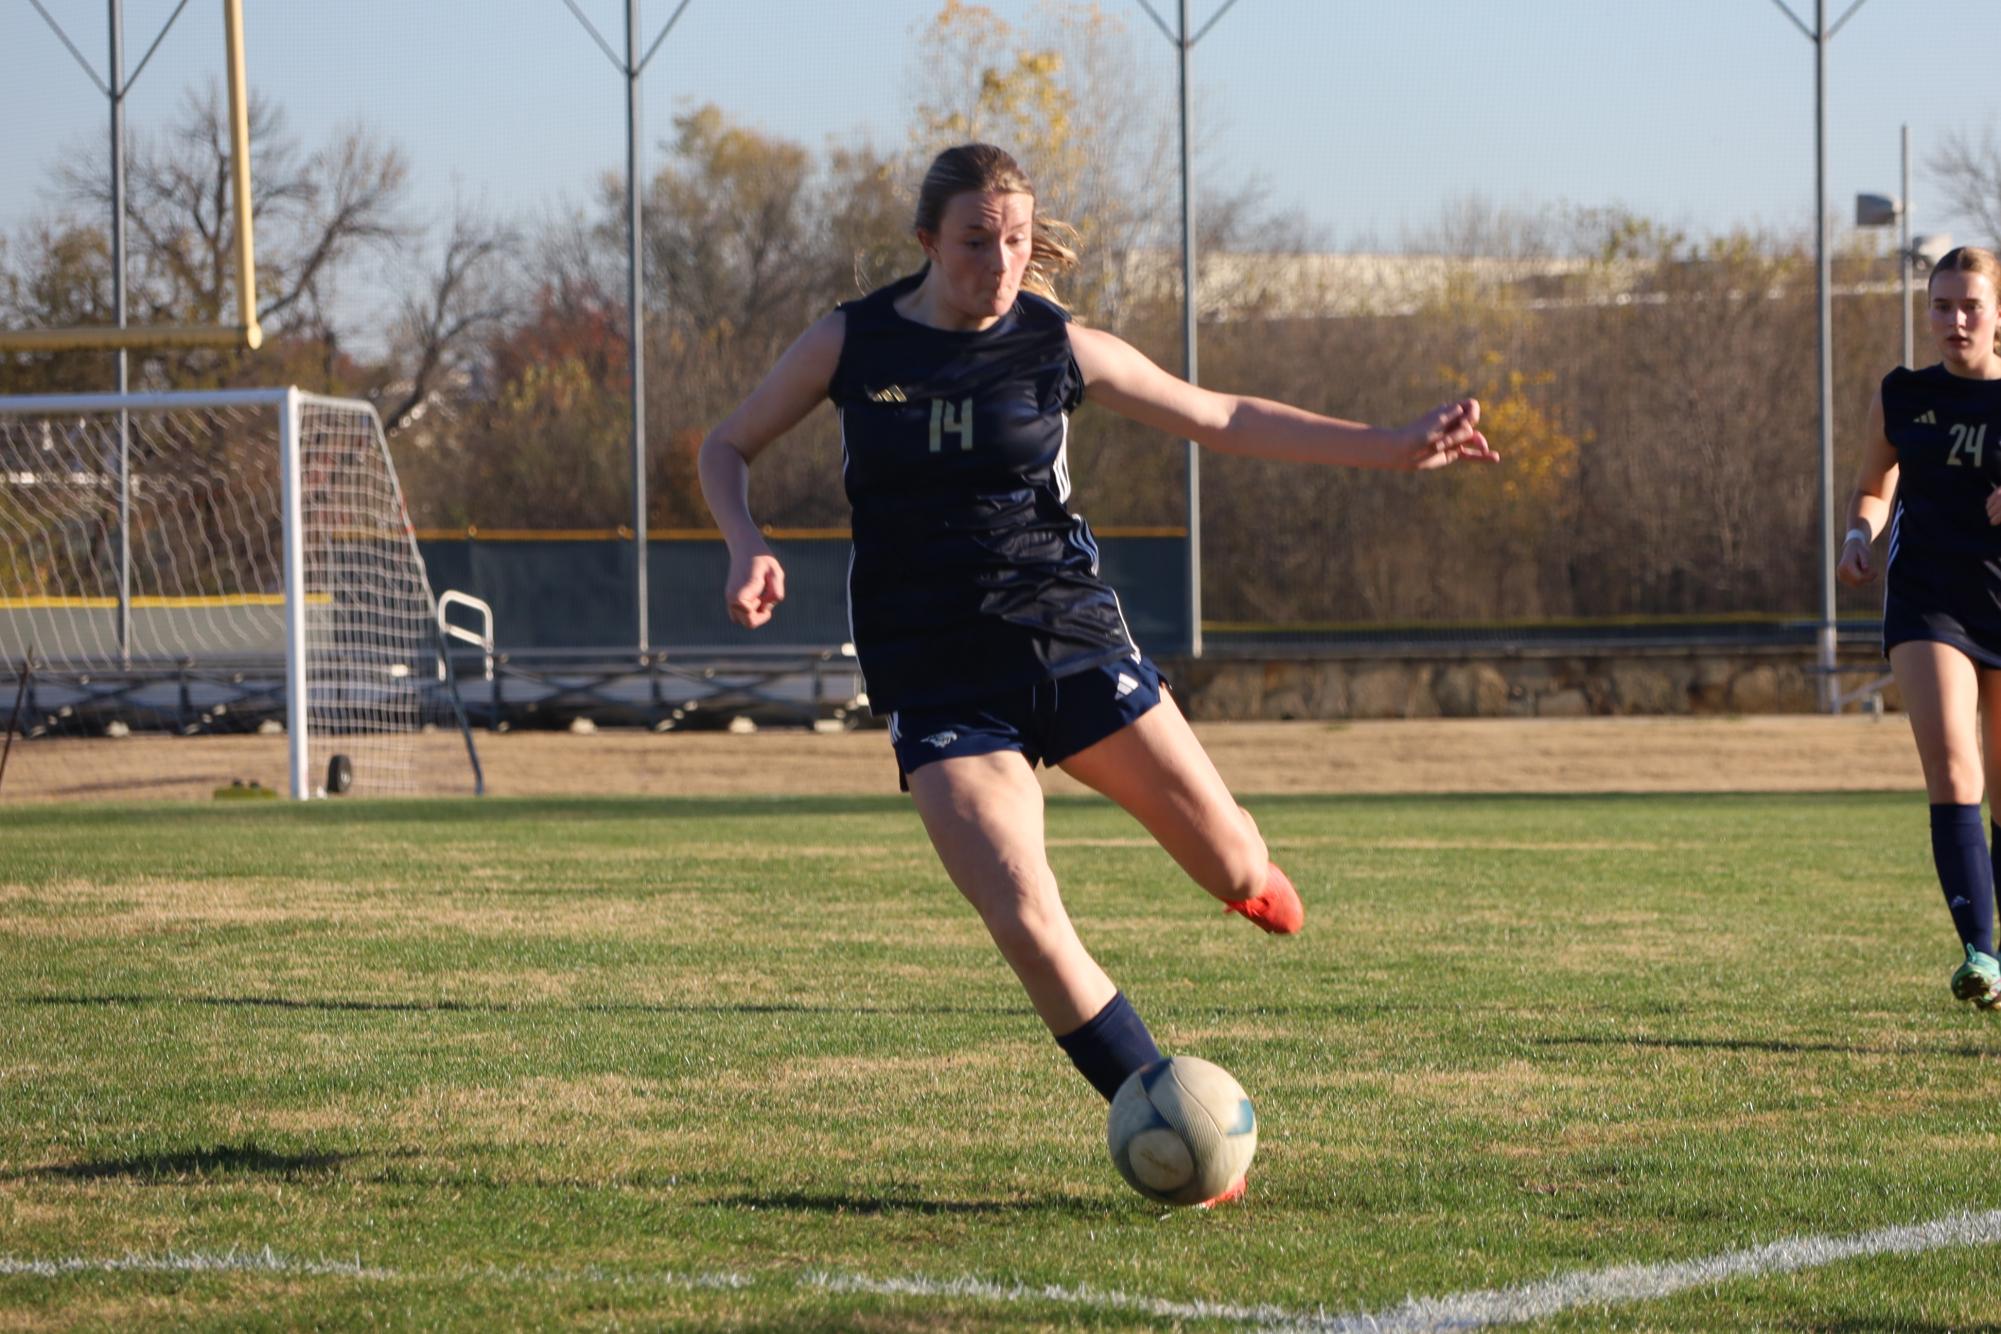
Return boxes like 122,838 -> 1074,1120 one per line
1223,863 -> 1303,935
1197,1172 -> 1248,1209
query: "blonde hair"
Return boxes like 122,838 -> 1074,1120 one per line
1929,246 -> 2001,354
913,144 -> 1078,308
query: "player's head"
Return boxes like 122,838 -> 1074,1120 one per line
913,144 -> 1078,315
1926,246 -> 2001,363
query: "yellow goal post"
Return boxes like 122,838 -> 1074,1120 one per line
0,0 -> 262,353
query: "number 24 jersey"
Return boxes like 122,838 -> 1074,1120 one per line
1884,364 -> 2001,565
1882,364 -> 2001,661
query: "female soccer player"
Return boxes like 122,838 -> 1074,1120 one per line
698,145 -> 1496,1193
1839,245 -> 2001,1009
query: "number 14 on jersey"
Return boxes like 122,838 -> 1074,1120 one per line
1948,422 -> 1989,469
930,397 -> 974,452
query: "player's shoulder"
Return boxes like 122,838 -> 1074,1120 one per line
837,271 -> 923,323
1881,363 -> 1948,412
784,308 -> 846,380
1016,288 -> 1074,327
1882,362 -> 1925,392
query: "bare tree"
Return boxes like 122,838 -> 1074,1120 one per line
57,86 -> 409,346
1930,128 -> 2001,244
379,202 -> 519,437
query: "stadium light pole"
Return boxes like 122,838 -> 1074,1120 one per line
26,0 -> 195,666
1134,0 -> 1246,659
560,0 -> 695,656
110,1 -> 130,668
1766,0 -> 1872,712
1901,123 -> 1913,369
1856,127 -> 1919,370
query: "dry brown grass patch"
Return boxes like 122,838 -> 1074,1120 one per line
393,1074 -> 658,1143
1390,1061 -> 1606,1113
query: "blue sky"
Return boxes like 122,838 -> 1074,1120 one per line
3,0 -> 1998,259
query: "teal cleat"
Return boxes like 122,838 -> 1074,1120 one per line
1948,943 -> 2001,1008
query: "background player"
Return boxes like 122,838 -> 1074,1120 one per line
1839,245 -> 2001,1008
697,144 -> 1497,1191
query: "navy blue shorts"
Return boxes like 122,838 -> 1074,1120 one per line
1884,563 -> 2001,669
888,655 -> 1166,786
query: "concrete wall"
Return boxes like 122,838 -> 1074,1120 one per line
1167,650 -> 1895,720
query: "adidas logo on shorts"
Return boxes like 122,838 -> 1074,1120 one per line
1916,409 -> 1937,424
869,385 -> 908,403
1115,672 -> 1140,698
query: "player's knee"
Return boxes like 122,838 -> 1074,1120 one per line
1924,749 -> 1985,802
975,878 -> 1066,954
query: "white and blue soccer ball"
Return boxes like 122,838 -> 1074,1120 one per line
1106,1056 -> 1257,1206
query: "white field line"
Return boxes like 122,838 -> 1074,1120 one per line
4,1208 -> 2000,1329
1307,1208 -> 2001,1334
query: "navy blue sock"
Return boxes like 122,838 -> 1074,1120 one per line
1930,804 -> 1995,955
1989,820 -> 2001,954
1054,992 -> 1162,1103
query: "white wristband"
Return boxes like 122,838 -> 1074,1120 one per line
1844,526 -> 1872,547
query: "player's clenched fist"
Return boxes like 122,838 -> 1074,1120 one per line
726,550 -> 785,628
1836,532 -> 1875,587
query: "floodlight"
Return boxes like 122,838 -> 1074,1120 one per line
1855,193 -> 1900,228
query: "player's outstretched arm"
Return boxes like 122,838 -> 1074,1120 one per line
1838,388 -> 1899,588
698,312 -> 845,628
1068,324 -> 1497,471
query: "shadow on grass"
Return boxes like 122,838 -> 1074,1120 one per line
6,794 -> 917,830
715,1190 -> 1110,1218
15,1142 -> 354,1183
20,992 -> 1016,1018
1534,1033 -> 1999,1059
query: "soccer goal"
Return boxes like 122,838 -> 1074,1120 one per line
0,388 -> 483,799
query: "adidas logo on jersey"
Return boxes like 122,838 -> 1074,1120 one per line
1917,410 -> 1938,424
869,385 -> 908,403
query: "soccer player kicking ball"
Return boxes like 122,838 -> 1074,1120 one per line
699,144 -> 1497,1203
1840,246 -> 2001,1009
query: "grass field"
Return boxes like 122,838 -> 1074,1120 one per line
5,791 -> 2001,1330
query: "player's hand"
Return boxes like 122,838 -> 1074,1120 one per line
725,549 -> 786,629
1401,397 -> 1498,471
1987,486 -> 2001,526
1837,535 -> 1875,586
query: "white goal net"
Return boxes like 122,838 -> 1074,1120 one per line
0,388 -> 482,800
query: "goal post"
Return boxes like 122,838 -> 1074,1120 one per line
0,0 -> 263,354
0,387 -> 482,799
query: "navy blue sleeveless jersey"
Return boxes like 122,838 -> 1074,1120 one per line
827,272 -> 1137,712
1882,364 -> 2001,663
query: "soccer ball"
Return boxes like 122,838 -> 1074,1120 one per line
1106,1056 -> 1257,1206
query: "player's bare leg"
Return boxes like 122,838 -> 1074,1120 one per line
1058,694 -> 1302,933
907,750 -> 1116,1032
1896,642 -> 1985,804
1892,641 -> 2000,1005
908,749 -> 1165,1097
